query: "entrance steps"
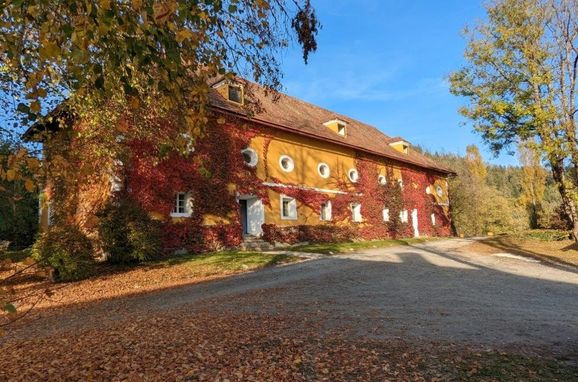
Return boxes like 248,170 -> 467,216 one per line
240,235 -> 274,251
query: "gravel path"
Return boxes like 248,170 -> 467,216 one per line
8,238 -> 578,352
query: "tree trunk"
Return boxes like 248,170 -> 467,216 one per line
550,157 -> 578,241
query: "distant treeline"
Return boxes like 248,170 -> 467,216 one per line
418,145 -> 569,237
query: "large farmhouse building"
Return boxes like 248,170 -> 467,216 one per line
30,78 -> 454,252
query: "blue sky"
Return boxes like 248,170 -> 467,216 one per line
279,0 -> 517,166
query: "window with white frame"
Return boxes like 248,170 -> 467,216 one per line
320,201 -> 332,221
317,163 -> 330,178
281,195 -> 297,220
171,192 -> 193,217
241,148 -> 258,167
351,203 -> 362,222
399,209 -> 408,223
348,168 -> 359,183
378,175 -> 387,186
279,155 -> 295,172
397,178 -> 404,189
431,213 -> 436,226
382,207 -> 390,222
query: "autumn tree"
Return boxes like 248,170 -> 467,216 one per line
450,0 -> 578,240
0,0 -> 320,180
518,142 -> 546,228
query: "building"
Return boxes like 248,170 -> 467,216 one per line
28,78 -> 454,252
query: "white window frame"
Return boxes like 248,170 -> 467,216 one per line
397,178 -> 404,189
382,207 -> 390,222
280,195 -> 298,220
378,175 -> 387,186
431,213 -> 436,226
400,209 -> 408,223
317,163 -> 330,178
241,148 -> 258,168
348,168 -> 359,183
171,192 -> 193,218
436,185 -> 444,197
279,155 -> 295,172
351,202 -> 362,222
320,200 -> 332,221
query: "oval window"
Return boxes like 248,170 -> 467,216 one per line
241,148 -> 258,167
348,168 -> 359,183
436,185 -> 444,197
318,163 -> 330,178
279,155 -> 294,172
378,175 -> 387,185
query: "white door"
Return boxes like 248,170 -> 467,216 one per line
246,198 -> 265,236
411,209 -> 419,237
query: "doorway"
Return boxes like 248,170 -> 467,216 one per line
238,196 -> 264,237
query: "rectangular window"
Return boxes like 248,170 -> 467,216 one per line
281,196 -> 297,220
399,209 -> 408,223
320,201 -> 332,221
351,203 -> 362,222
383,207 -> 390,222
431,213 -> 436,226
228,85 -> 243,103
171,192 -> 192,217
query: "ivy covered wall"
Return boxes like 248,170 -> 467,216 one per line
125,113 -> 452,252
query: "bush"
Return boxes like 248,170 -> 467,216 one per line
32,224 -> 95,282
97,199 -> 162,264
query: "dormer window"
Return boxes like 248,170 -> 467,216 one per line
212,79 -> 244,104
228,85 -> 243,104
389,139 -> 410,154
323,119 -> 348,137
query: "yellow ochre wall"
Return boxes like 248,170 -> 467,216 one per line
245,128 -> 448,226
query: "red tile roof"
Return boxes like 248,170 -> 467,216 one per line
209,80 -> 454,175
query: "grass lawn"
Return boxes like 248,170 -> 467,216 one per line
291,237 -> 436,254
156,250 -> 300,277
462,230 -> 578,267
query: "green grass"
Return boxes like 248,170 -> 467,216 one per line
154,251 -> 301,277
516,229 -> 570,242
0,248 -> 32,263
290,237 -> 436,255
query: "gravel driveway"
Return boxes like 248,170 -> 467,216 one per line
13,238 -> 578,353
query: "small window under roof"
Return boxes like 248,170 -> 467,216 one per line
323,119 -> 348,137
228,85 -> 243,104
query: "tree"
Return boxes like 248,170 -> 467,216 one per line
0,0 -> 320,184
450,0 -> 578,241
518,142 -> 546,228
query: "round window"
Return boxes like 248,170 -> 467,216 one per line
436,185 -> 444,197
279,155 -> 294,172
241,148 -> 258,167
378,175 -> 387,185
318,163 -> 330,178
348,168 -> 359,183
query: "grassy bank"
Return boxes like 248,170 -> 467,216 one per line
290,237 -> 436,255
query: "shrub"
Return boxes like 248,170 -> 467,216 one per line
262,224 -> 359,244
97,199 -> 162,264
32,224 -> 95,282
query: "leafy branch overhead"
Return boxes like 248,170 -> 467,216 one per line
0,0 -> 320,139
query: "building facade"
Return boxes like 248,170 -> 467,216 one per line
33,78 -> 454,252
